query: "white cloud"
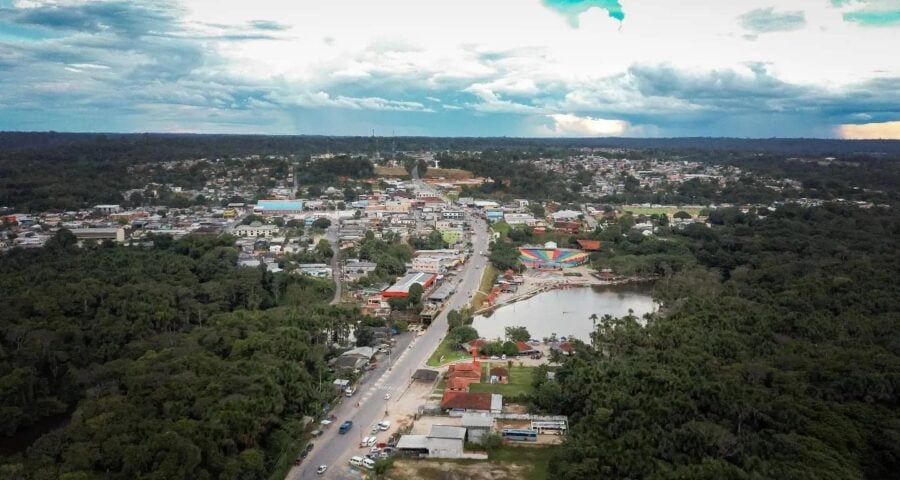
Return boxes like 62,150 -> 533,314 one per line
278,91 -> 432,112
540,113 -> 631,136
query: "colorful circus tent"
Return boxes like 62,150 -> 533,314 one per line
519,241 -> 590,269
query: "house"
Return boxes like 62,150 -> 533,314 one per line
460,338 -> 487,353
332,356 -> 367,371
551,341 -> 574,356
553,221 -> 581,234
516,341 -> 539,356
461,414 -> 494,444
489,367 -> 508,384
447,377 -> 471,392
234,222 -> 279,238
440,391 -> 494,413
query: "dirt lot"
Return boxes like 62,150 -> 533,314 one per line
408,415 -> 462,435
374,166 -> 475,180
388,460 -> 530,480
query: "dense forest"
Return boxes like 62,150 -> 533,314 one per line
0,232 -> 363,480
530,202 -> 900,479
3,132 -> 900,211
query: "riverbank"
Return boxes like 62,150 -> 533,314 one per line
472,282 -> 658,341
475,266 -> 657,315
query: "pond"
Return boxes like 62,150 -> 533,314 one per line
471,284 -> 658,341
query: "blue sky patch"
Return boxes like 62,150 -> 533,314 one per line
542,0 -> 625,26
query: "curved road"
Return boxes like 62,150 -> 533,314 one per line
290,212 -> 490,480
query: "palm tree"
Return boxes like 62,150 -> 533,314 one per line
589,313 -> 599,348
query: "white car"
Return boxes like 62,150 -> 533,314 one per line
316,465 -> 327,474
384,392 -> 392,400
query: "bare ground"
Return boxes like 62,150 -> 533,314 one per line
388,460 -> 528,480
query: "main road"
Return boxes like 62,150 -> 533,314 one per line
289,211 -> 491,480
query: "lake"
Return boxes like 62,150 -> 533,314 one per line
472,284 -> 658,341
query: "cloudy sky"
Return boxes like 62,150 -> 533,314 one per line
1,0 -> 899,138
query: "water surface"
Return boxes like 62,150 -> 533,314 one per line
472,284 -> 657,341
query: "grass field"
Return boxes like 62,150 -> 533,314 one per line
426,167 -> 474,180
470,365 -> 536,398
374,165 -> 474,180
387,446 -> 558,480
426,336 -> 470,367
471,264 -> 498,310
620,205 -> 703,218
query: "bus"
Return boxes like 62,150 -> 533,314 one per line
501,428 -> 538,442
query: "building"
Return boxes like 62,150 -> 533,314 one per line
551,209 -> 581,222
93,204 -> 121,214
441,210 -> 465,220
382,271 -> 437,298
460,414 -> 494,444
440,391 -> 502,414
344,260 -> 377,277
298,264 -> 331,278
576,239 -> 602,251
396,425 -> 467,459
503,213 -> 535,225
234,223 -> 279,238
70,227 -> 127,242
489,367 -> 509,384
254,199 -> 304,215
485,210 -> 504,222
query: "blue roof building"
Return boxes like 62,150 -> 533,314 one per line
255,200 -> 304,214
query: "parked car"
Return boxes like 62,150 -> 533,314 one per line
377,420 -> 391,431
383,392 -> 392,400
316,465 -> 327,474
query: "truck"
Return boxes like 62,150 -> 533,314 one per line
339,421 -> 353,434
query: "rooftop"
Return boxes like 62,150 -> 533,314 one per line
429,425 -> 467,440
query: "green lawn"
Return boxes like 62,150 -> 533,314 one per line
469,364 -> 536,398
491,220 -> 511,238
426,336 -> 470,367
471,264 -> 498,310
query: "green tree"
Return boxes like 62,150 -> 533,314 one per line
504,326 -> 530,342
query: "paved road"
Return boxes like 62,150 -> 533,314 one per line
290,212 -> 491,480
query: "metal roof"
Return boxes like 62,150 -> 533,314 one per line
429,425 -> 467,440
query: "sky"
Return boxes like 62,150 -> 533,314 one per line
0,0 -> 899,138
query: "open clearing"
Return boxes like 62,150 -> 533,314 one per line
374,166 -> 474,179
619,205 -> 703,218
387,446 -> 557,480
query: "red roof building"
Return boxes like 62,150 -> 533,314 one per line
447,377 -> 471,391
516,341 -> 539,355
576,239 -> 601,251
440,391 -> 493,411
554,221 -> 581,234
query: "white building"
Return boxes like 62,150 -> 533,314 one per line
234,223 -> 279,238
